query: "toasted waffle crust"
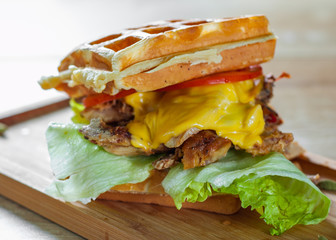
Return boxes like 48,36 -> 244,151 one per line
40,15 -> 275,94
118,38 -> 275,92
99,170 -> 241,215
59,15 -> 270,72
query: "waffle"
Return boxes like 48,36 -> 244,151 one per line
41,15 -> 276,94
98,170 -> 241,215
59,15 -> 271,72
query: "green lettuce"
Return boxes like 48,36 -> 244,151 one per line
45,122 -> 330,235
162,150 -> 330,235
45,122 -> 156,203
69,99 -> 89,124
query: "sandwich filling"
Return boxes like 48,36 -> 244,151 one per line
73,68 -> 294,170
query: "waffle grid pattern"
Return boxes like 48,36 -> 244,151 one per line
58,16 -> 270,73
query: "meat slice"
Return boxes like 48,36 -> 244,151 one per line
81,99 -> 133,124
181,130 -> 232,169
245,127 -> 294,156
164,127 -> 201,148
262,105 -> 283,128
79,118 -> 169,156
283,141 -> 305,160
79,118 -> 143,156
152,150 -> 182,170
256,74 -> 275,104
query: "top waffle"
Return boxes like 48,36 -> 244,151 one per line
41,15 -> 276,94
58,15 -> 271,72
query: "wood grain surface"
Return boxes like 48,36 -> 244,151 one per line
0,63 -> 336,239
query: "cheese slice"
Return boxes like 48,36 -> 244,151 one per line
124,79 -> 264,151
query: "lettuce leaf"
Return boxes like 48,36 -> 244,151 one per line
45,122 -> 330,235
45,122 -> 156,203
162,150 -> 330,235
69,99 -> 89,124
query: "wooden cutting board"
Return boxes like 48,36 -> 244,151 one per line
0,104 -> 335,240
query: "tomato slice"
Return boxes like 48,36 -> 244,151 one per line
156,65 -> 263,92
83,89 -> 136,108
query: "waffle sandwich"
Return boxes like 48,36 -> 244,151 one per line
40,15 -> 330,235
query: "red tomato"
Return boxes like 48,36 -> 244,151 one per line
83,89 -> 136,108
156,65 -> 263,92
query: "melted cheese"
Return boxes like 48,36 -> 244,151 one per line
125,79 -> 264,151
